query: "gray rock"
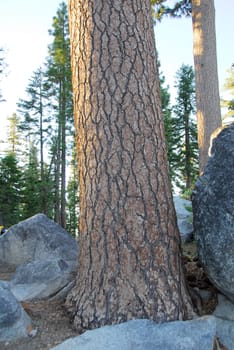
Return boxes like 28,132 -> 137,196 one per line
196,288 -> 213,303
51,316 -> 216,350
173,196 -> 193,242
0,213 -> 78,270
215,318 -> 234,350
10,259 -> 76,301
213,293 -> 234,322
213,293 -> 234,349
192,123 -> 234,302
0,279 -> 10,288
0,281 -> 31,342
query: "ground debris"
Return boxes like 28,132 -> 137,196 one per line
0,298 -> 77,350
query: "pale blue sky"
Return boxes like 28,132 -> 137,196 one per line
0,0 -> 233,131
0,0 -> 62,129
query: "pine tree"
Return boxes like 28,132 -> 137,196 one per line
6,113 -> 21,155
152,0 -> 222,173
172,64 -> 198,191
21,143 -> 41,219
159,66 -> 175,185
66,0 -> 194,331
66,146 -> 79,237
0,153 -> 22,227
47,1 -> 73,228
17,67 -> 53,213
7,4 -> 75,225
0,48 -> 4,76
0,48 -> 7,103
192,0 -> 222,173
221,64 -> 234,124
151,0 -> 191,21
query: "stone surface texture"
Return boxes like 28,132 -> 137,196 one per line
173,195 -> 193,242
213,293 -> 234,349
10,259 -> 76,301
51,317 -> 217,350
0,281 -> 31,342
192,123 -> 234,302
0,214 -> 78,302
0,213 -> 78,270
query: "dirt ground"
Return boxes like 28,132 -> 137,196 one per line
0,241 -> 218,350
0,297 -> 77,350
0,270 -> 78,350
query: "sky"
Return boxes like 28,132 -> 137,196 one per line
0,0 -> 233,135
0,0 -> 62,132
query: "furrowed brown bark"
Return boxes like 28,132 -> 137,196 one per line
192,0 -> 222,173
67,0 -> 194,332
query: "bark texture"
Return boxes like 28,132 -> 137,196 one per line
192,0 -> 222,173
67,0 -> 194,332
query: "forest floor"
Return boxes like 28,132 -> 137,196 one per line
0,240 -> 218,350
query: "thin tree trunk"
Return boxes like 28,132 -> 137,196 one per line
66,0 -> 194,332
54,115 -> 61,224
39,85 -> 47,214
192,0 -> 222,173
185,111 -> 191,189
60,87 -> 66,228
60,19 -> 67,229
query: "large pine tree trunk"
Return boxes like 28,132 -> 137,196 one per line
192,0 -> 222,173
66,0 -> 194,332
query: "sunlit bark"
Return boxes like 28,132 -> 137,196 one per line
66,0 -> 194,332
192,0 -> 222,173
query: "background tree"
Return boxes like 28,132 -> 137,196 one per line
66,146 -> 79,237
6,113 -> 21,155
0,48 -> 7,103
17,67 -> 52,214
191,0 -> 222,173
0,153 -> 22,227
21,143 -> 41,218
160,62 -> 198,192
151,0 -> 191,21
15,2 -> 74,225
152,0 -> 222,173
66,0 -> 193,332
172,64 -> 198,191
159,64 -> 175,185
221,64 -> 234,124
47,1 -> 73,228
0,48 -> 4,75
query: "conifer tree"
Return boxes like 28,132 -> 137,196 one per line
7,3 -> 75,225
222,64 -> 234,124
0,48 -> 6,103
6,113 -> 21,155
0,153 -> 22,227
159,67 -> 175,184
47,1 -> 73,228
0,48 -> 4,76
66,0 -> 194,331
66,146 -> 79,237
172,64 -> 198,191
152,0 -> 222,173
21,143 -> 41,219
17,67 -> 52,214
